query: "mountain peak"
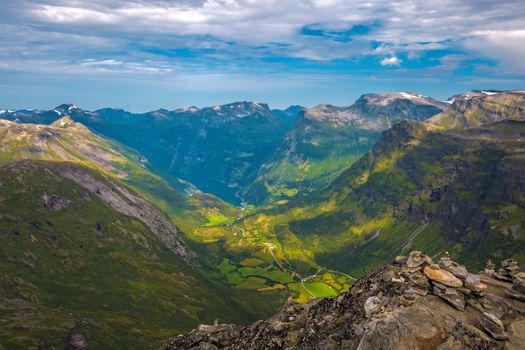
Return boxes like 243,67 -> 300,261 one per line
54,103 -> 79,111
301,92 -> 448,127
52,104 -> 81,117
355,92 -> 449,110
208,101 -> 272,118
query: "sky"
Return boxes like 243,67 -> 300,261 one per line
0,0 -> 524,111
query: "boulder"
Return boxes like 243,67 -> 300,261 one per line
506,288 -> 525,301
409,271 -> 430,288
406,251 -> 432,271
495,268 -> 513,282
438,252 -> 452,268
424,266 -> 463,288
433,282 -> 465,311
408,286 -> 428,296
458,287 -> 472,296
480,312 -> 508,340
400,289 -> 417,306
68,333 -> 88,349
382,270 -> 395,283
441,288 -> 466,311
464,274 -> 487,294
432,281 -> 447,292
364,296 -> 382,318
438,321 -> 493,349
512,272 -> 525,294
440,261 -> 468,281
393,255 -> 408,265
391,274 -> 405,283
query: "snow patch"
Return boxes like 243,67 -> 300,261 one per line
213,105 -> 221,111
481,91 -> 499,96
177,106 -> 198,113
68,105 -> 78,111
400,92 -> 425,100
54,109 -> 62,116
400,92 -> 416,100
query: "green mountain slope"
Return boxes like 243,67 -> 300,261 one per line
242,92 -> 448,204
0,116 -> 239,235
0,116 -> 350,309
313,120 -> 525,272
0,118 -> 290,348
0,160 -> 286,349
235,92 -> 525,278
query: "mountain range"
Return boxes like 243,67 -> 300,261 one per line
1,89 -> 524,348
242,92 -> 449,203
1,102 -> 295,204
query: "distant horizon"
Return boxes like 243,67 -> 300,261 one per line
1,88 -> 520,114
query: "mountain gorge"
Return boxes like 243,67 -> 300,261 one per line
0,117 -> 287,348
1,90 -> 525,349
1,102 -> 295,204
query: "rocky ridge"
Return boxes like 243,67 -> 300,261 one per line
167,251 -> 525,349
303,92 -> 448,128
429,90 -> 525,128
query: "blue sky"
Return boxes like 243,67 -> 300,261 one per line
0,0 -> 524,111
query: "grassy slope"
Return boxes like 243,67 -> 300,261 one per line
0,118 -> 291,347
234,120 -> 525,278
242,118 -> 379,204
0,160 -> 287,349
0,117 -> 239,249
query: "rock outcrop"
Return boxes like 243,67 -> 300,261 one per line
167,251 -> 525,349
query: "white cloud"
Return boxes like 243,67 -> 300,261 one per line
463,29 -> 525,73
0,0 -> 524,74
36,5 -> 117,23
380,56 -> 401,67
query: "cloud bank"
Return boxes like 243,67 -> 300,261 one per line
0,0 -> 524,109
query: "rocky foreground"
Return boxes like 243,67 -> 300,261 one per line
166,251 -> 525,349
